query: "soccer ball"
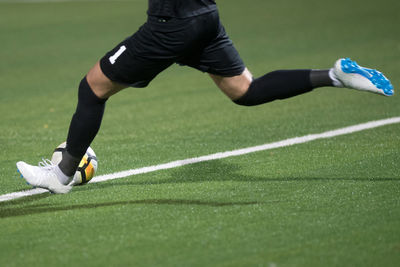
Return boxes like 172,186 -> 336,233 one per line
51,142 -> 98,185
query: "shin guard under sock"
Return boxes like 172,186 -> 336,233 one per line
58,77 -> 107,177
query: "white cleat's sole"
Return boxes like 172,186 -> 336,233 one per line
333,58 -> 394,96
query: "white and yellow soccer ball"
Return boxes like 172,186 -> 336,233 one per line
51,142 -> 98,185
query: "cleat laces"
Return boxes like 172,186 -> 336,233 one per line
38,158 -> 54,169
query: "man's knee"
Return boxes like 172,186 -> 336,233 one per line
210,68 -> 253,100
86,61 -> 127,99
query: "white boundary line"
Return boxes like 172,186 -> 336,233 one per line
1,116 -> 399,203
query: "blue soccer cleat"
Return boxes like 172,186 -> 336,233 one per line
330,58 -> 394,96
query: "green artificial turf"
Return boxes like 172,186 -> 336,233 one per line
0,0 -> 399,266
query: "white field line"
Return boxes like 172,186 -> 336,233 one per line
1,116 -> 400,203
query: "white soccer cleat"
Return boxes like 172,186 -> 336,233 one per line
16,160 -> 72,194
331,58 -> 394,96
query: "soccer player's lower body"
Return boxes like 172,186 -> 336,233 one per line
16,10 -> 394,194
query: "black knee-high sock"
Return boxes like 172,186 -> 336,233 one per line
234,69 -> 332,106
58,77 -> 107,176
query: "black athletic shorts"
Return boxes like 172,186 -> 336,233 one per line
100,10 -> 245,87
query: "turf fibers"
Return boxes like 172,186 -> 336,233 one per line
0,0 -> 399,266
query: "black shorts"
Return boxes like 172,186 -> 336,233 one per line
100,10 -> 245,87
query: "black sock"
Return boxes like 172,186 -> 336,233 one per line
58,77 -> 107,176
234,70 -> 314,106
58,150 -> 81,177
309,69 -> 334,88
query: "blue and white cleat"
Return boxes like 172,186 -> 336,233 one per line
331,58 -> 394,96
16,160 -> 72,194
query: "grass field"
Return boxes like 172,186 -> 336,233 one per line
1,0 -> 400,266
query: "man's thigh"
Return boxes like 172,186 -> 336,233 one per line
99,22 -> 176,88
178,17 -> 246,78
